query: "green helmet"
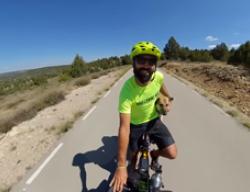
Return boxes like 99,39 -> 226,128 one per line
130,41 -> 161,60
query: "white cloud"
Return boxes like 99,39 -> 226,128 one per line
205,35 -> 218,42
208,45 -> 216,49
229,43 -> 241,49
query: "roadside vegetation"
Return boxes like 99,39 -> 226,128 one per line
160,36 -> 250,129
0,54 -> 131,134
1,36 -> 250,133
163,61 -> 250,129
162,36 -> 250,67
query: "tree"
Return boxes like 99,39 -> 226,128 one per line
228,41 -> 250,67
240,41 -> 250,66
70,54 -> 87,78
120,55 -> 131,65
189,49 -> 213,62
211,43 -> 229,61
160,52 -> 166,60
164,36 -> 181,60
179,47 -> 190,61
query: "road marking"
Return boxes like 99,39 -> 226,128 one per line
103,90 -> 111,98
82,106 -> 96,120
192,89 -> 200,96
113,82 -> 118,87
26,143 -> 64,185
212,103 -> 228,116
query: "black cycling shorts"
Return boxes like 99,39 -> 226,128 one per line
129,117 -> 175,152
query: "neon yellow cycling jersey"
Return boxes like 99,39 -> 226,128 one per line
119,71 -> 164,125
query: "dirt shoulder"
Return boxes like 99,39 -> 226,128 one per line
0,67 -> 129,191
162,61 -> 250,128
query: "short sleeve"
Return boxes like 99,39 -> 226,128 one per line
118,85 -> 132,114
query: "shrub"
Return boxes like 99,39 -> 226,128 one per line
74,76 -> 91,86
58,73 -> 72,82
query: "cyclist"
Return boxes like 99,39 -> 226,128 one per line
110,41 -> 177,192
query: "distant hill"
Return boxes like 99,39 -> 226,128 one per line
0,65 -> 70,81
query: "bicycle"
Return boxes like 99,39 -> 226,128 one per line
126,132 -> 171,192
108,132 -> 170,192
109,96 -> 174,192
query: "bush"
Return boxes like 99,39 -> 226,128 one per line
0,76 -> 48,96
58,73 -> 72,82
74,76 -> 91,86
31,76 -> 48,86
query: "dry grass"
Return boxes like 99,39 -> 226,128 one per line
74,76 -> 91,86
242,122 -> 250,129
57,121 -> 74,134
0,90 -> 65,133
0,186 -> 11,192
91,97 -> 100,104
4,98 -> 25,109
226,110 -> 239,117
91,73 -> 100,79
47,110 -> 85,135
163,66 -> 250,129
0,65 -> 130,134
91,70 -> 110,79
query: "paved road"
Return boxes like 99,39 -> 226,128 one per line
11,69 -> 250,192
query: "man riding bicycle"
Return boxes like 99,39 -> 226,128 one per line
110,41 -> 177,192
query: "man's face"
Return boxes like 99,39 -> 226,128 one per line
134,54 -> 157,68
133,55 -> 157,84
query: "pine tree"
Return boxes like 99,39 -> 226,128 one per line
164,36 -> 181,60
70,54 -> 87,77
211,43 -> 229,61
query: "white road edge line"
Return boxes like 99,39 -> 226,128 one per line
212,103 -> 228,115
192,89 -> 200,96
82,106 -> 97,120
103,90 -> 111,98
113,82 -> 118,87
26,142 -> 64,185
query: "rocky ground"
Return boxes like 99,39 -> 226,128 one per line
162,61 -> 250,127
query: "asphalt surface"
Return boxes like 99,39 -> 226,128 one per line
11,69 -> 250,192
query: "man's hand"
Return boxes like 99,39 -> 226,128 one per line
110,167 -> 128,192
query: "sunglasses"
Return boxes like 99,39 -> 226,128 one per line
135,56 -> 157,66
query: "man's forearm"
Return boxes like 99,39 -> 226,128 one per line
160,84 -> 171,98
117,126 -> 130,166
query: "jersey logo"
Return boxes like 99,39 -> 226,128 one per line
135,92 -> 159,106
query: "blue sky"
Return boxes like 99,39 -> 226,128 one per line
0,0 -> 250,73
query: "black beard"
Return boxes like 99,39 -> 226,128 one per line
133,67 -> 154,84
